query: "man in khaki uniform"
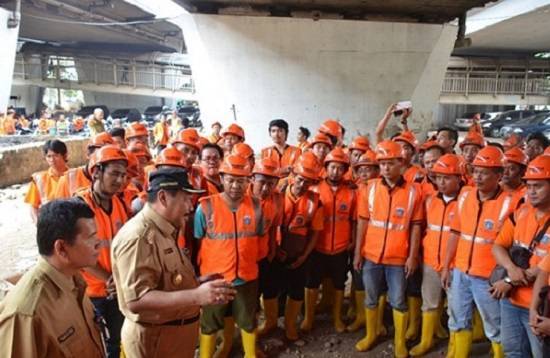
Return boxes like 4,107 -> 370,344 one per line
111,168 -> 236,358
0,199 -> 105,358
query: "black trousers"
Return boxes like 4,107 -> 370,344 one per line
306,250 -> 349,290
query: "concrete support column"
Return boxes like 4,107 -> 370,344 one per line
0,7 -> 20,111
178,14 -> 457,149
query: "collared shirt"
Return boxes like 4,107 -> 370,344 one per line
0,258 -> 104,358
111,203 -> 200,324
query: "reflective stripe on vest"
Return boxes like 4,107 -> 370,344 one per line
427,224 -> 451,232
370,219 -> 406,232
32,172 -> 49,205
460,233 -> 493,245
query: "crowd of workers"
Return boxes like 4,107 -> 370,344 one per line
1,103 -> 550,358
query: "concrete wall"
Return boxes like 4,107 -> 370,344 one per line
10,85 -> 43,115
177,15 -> 458,150
0,137 -> 88,188
0,8 -> 20,112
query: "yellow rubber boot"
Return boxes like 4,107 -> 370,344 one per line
333,290 -> 346,333
355,306 -> 378,352
213,317 -> 234,358
377,294 -> 388,337
347,284 -> 357,319
316,278 -> 334,313
200,333 -> 217,358
446,331 -> 456,358
491,342 -> 504,358
454,330 -> 473,358
284,298 -> 303,341
472,309 -> 486,342
240,329 -> 257,358
409,310 -> 438,356
435,301 -> 449,339
347,290 -> 366,332
393,309 -> 409,358
406,296 -> 422,341
258,298 -> 278,336
300,288 -> 318,332
120,344 -> 126,358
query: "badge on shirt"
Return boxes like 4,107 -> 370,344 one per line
172,272 -> 183,286
484,219 -> 494,230
395,207 -> 405,217
339,203 -> 348,212
294,215 -> 305,226
243,215 -> 252,226
57,326 -> 75,343
542,234 -> 550,244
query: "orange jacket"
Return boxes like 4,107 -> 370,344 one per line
256,191 -> 283,260
403,164 -> 424,183
502,183 -> 526,211
153,122 -> 170,146
24,167 -> 67,208
261,145 -> 301,175
422,193 -> 459,272
205,177 -> 223,196
280,185 -> 324,258
313,180 -> 357,255
496,204 -> 550,308
197,194 -> 263,282
451,187 -> 514,278
79,189 -> 129,297
55,166 -> 92,199
358,177 -> 424,265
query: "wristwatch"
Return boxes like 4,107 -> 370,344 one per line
504,276 -> 513,285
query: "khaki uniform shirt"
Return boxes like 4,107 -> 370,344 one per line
112,204 -> 200,357
0,258 -> 104,358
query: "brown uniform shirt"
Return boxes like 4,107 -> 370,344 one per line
111,204 -> 200,357
0,258 -> 104,358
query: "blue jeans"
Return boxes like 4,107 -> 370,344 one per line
500,299 -> 542,358
91,297 -> 124,358
449,269 -> 500,342
362,259 -> 407,311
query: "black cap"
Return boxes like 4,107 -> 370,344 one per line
147,168 -> 205,194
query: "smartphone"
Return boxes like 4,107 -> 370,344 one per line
394,101 -> 412,116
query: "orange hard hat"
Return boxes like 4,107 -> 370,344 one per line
459,131 -> 486,149
354,150 -> 379,168
349,136 -> 371,152
393,130 -> 418,151
252,157 -> 281,178
231,142 -> 254,159
128,143 -> 152,161
310,132 -> 333,148
375,140 -> 404,160
523,155 -> 550,180
472,146 -> 504,168
293,151 -> 321,181
173,128 -> 201,150
125,122 -> 148,140
431,154 -> 463,176
199,136 -> 209,148
420,140 -> 444,152
92,145 -> 128,168
545,146 -> 550,156
222,123 -> 245,140
324,147 -> 350,166
503,133 -> 521,150
219,154 -> 252,176
88,132 -> 114,148
504,147 -> 529,166
155,147 -> 188,169
319,119 -> 343,140
123,149 -> 140,178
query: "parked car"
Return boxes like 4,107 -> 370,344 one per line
454,112 -> 490,130
76,105 -> 110,119
482,110 -> 538,137
178,105 -> 202,129
143,106 -> 164,125
110,108 -> 141,124
500,111 -> 550,138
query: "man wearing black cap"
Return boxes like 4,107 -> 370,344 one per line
111,168 -> 236,358
261,119 -> 302,177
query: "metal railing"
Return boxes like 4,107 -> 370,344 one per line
12,54 -> 195,93
442,71 -> 550,96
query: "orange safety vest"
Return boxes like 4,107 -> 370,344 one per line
205,177 -> 223,196
313,180 -> 356,255
506,204 -> 550,308
257,191 -> 283,260
261,145 -> 301,174
37,119 -> 48,134
422,193 -> 459,272
198,194 -> 263,282
79,189 -> 129,297
359,177 -> 423,266
453,187 -> 514,278
29,167 -> 67,206
280,186 -> 321,258
403,164 -> 424,183
55,166 -> 92,199
502,183 -> 527,211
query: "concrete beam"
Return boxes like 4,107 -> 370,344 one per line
0,7 -> 20,111
440,93 -> 550,106
177,14 -> 458,149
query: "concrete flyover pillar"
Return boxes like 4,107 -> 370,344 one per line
0,7 -> 20,112
177,14 -> 457,149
